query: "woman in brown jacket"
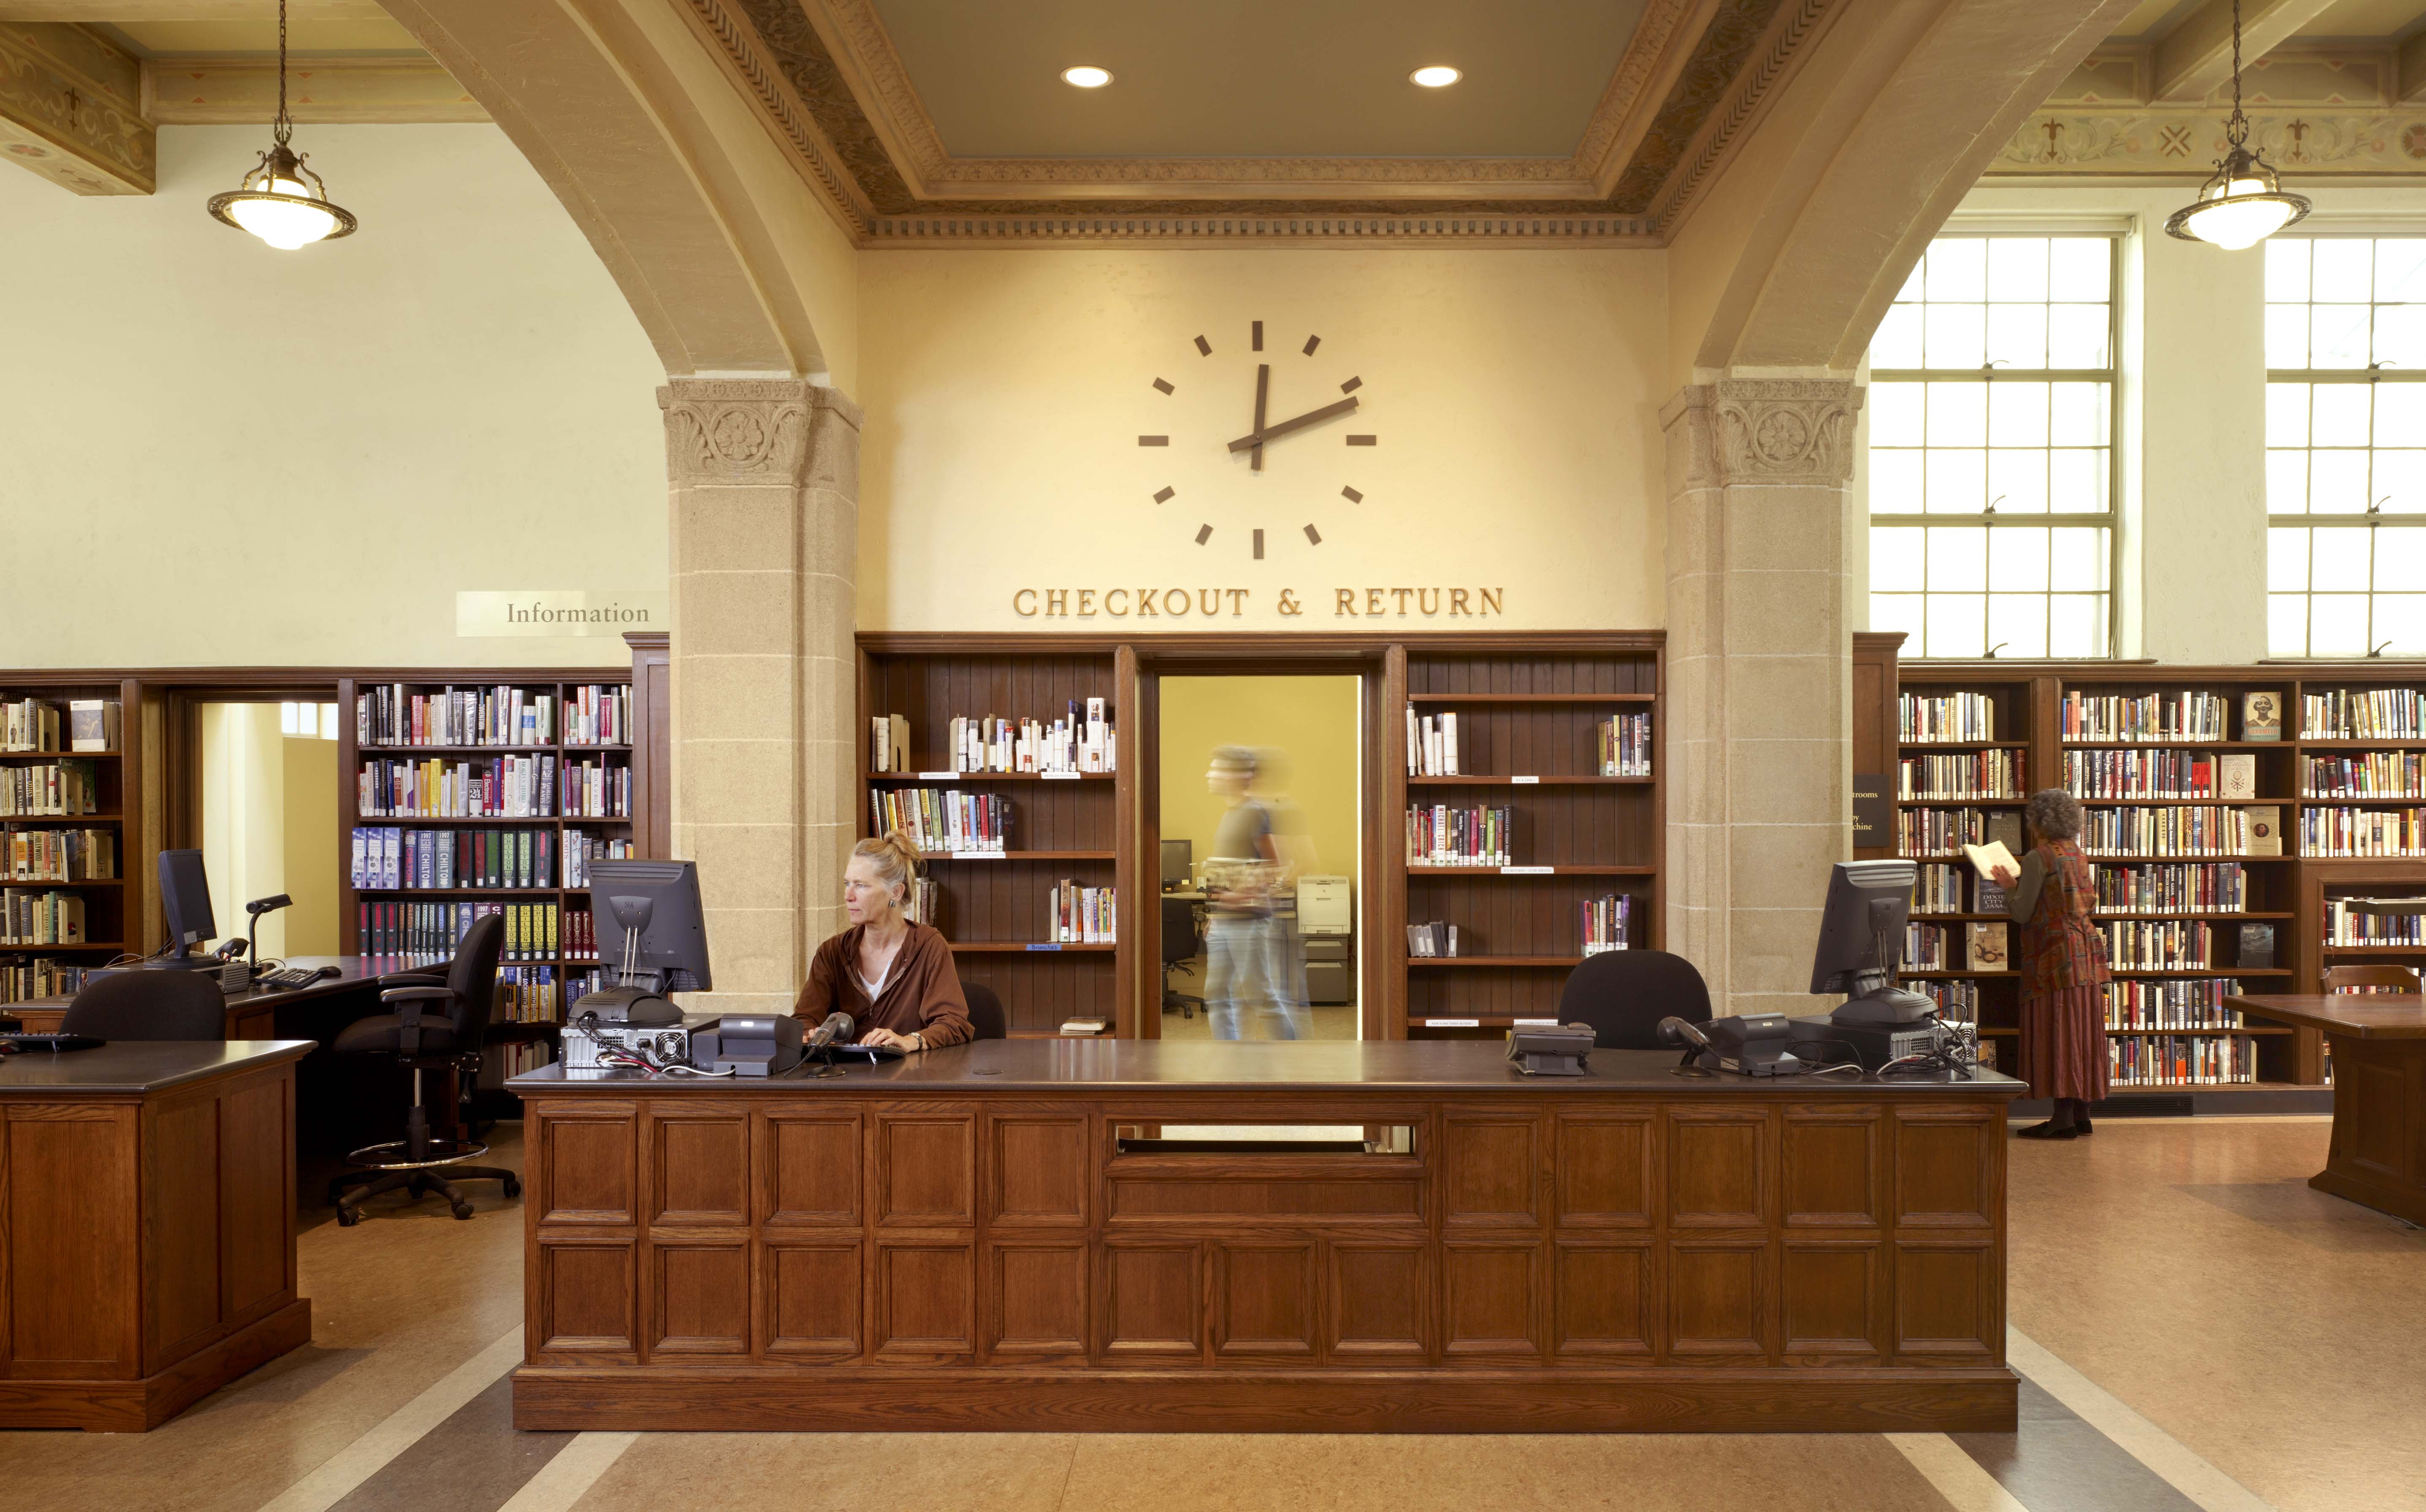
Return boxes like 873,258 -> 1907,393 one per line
794,830 -> 972,1052
1990,788 -> 2111,1139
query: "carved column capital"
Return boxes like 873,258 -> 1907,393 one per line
1708,377 -> 1862,487
658,378 -> 862,487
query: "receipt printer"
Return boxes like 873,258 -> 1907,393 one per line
1700,1012 -> 1805,1076
691,1014 -> 804,1077
1505,1022 -> 1596,1077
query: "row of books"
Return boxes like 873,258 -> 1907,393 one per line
1896,806 -> 2011,857
3,827 -> 115,882
869,789 -> 1011,854
2063,750 -> 2255,800
2059,691 -> 2233,742
355,900 -> 570,961
872,704 -> 1117,775
900,877 -> 942,927
1906,920 -> 2006,970
2105,978 -> 2243,1031
2301,753 -> 2425,798
1901,750 -> 2023,799
0,760 -> 100,817
359,755 -> 557,819
1901,692 -> 1995,742
2301,688 -> 2426,740
2080,805 -> 2269,857
2323,897 -> 2425,945
1904,922 -> 1953,971
1407,920 -> 1460,957
2102,919 -> 2212,971
1,888 -> 85,945
1,956 -> 92,1004
1911,862 -> 2009,915
1407,710 -> 1462,776
2300,807 -> 2426,857
351,826 -> 628,891
1580,895 -> 1633,953
1406,805 -> 1517,867
2091,862 -> 2247,914
357,684 -> 629,748
1599,713 -> 1653,778
1049,881 -> 1116,943
0,698 -> 116,753
563,831 -> 637,888
2109,1034 -> 2257,1086
495,964 -> 608,1023
1912,979 -> 1978,1024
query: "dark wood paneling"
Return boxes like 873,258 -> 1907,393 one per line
1442,1116 -> 1539,1226
1894,1110 -> 1996,1228
1552,1242 -> 1653,1359
5,1106 -> 139,1373
1666,1111 -> 1769,1228
1782,1241 -> 1885,1362
1442,1242 -> 1540,1360
536,1242 -> 637,1358
1326,1242 -> 1427,1360
1783,1109 -> 1881,1228
756,1110 -> 861,1227
1212,1241 -> 1318,1359
648,1108 -> 748,1228
536,1105 -> 637,1224
649,1244 -> 748,1356
220,1076 -> 291,1320
985,1114 -> 1088,1226
761,1243 -> 860,1358
1667,1242 -> 1769,1360
1554,1114 -> 1653,1228
1894,1242 -> 1999,1360
1101,1241 -> 1202,1360
983,1241 -> 1088,1359
873,1115 -> 975,1227
147,1096 -> 222,1362
872,1242 -> 976,1358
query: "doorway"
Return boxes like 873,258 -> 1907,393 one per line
1155,674 -> 1362,1041
196,700 -> 342,961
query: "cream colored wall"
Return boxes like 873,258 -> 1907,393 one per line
200,703 -> 286,957
1157,676 -> 1361,904
856,249 -> 1668,632
0,124 -> 666,669
280,736 -> 340,956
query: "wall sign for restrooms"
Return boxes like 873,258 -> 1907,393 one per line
1138,320 -> 1375,560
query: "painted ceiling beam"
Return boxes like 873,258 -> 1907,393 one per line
144,54 -> 485,122
0,1 -> 383,19
2149,0 -> 2340,102
0,21 -> 152,193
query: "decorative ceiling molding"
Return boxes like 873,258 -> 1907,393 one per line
691,0 -> 1827,245
0,21 -> 151,195
142,55 -> 486,124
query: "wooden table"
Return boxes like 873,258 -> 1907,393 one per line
0,1040 -> 314,1429
2229,993 -> 2426,1225
9,953 -> 386,1037
508,1039 -> 2024,1434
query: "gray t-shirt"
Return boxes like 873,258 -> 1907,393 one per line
1209,799 -> 1273,917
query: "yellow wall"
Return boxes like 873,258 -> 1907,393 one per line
280,736 -> 341,956
200,703 -> 285,957
857,249 -> 1668,632
1157,676 -> 1361,908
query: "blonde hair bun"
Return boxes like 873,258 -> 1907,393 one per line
853,828 -> 923,903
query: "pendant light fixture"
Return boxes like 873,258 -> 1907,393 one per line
206,0 -> 357,250
2164,0 -> 2308,249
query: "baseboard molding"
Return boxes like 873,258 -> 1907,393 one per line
0,1297 -> 312,1431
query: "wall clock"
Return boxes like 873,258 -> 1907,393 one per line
1136,320 -> 1375,560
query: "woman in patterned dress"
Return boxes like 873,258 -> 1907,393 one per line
1990,788 -> 2111,1139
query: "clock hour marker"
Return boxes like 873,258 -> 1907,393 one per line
1341,486 -> 1363,503
1347,435 -> 1376,446
1253,528 -> 1265,560
1251,321 -> 1263,351
1153,487 -> 1175,504
1153,378 -> 1174,394
1139,435 -> 1169,446
1194,335 -> 1212,356
1304,524 -> 1322,545
1340,376 -> 1361,393
1195,524 -> 1213,545
1303,334 -> 1321,355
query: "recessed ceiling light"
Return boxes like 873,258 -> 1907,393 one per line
1409,65 -> 1461,88
1062,65 -> 1113,88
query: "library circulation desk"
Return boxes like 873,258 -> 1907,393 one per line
0,1040 -> 313,1430
2230,994 -> 2426,1226
509,1040 -> 2024,1434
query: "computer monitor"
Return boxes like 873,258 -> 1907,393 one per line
159,849 -> 217,959
1160,839 -> 1192,889
587,859 -> 713,993
1809,859 -> 1936,1024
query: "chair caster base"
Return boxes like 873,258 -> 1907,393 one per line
337,1208 -> 362,1227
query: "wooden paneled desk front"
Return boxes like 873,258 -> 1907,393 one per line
2229,993 -> 2426,1225
0,1040 -> 314,1430
509,1040 -> 2023,1434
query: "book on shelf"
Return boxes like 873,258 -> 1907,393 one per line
2101,919 -> 2209,970
1048,881 -> 1115,943
496,964 -> 561,1022
68,699 -> 119,753
1406,920 -> 1459,957
2060,691 -> 2230,742
902,876 -> 940,927
1406,709 -> 1460,777
1,955 -> 94,1004
2106,978 -> 2241,1030
2091,862 -> 2246,914
1060,1018 -> 1110,1036
560,756 -> 631,818
1975,874 -> 2009,914
2323,897 -> 2425,946
1960,838 -> 2018,880
1580,894 -> 1632,953
356,897 -> 560,962
870,712 -> 911,773
1598,712 -> 1652,777
1913,862 -> 1963,913
2241,691 -> 2283,742
350,826 -> 557,890
944,702 -> 1115,775
359,754 -> 556,818
2301,688 -> 2425,740
870,788 -> 1011,854
1,759 -> 100,817
358,684 -> 558,747
3,827 -> 115,882
1966,922 -> 2009,969
1900,692 -> 1994,742
2237,922 -> 2276,969
1405,804 -> 1515,867
1,887 -> 87,945
2219,754 -> 2256,800
2110,1033 -> 2256,1086
1903,748 -> 2022,798
2079,806 -> 2252,857
2064,748 -> 2230,800
564,685 -> 631,746
563,829 -> 636,888
2302,751 -> 2424,797
1912,979 -> 1978,1025
2243,804 -> 2282,856
2299,805 -> 2423,856
1903,921 -> 1950,970
0,698 -> 61,753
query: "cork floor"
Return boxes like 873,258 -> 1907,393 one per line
3,1115 -> 2419,1512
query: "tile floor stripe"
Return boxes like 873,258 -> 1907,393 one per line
2007,1327 -> 2276,1512
1888,1433 -> 2032,1511
258,1327 -> 527,1512
497,1432 -> 638,1512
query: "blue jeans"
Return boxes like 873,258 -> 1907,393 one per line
1204,915 -> 1308,1040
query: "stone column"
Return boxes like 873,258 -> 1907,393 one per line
1661,375 -> 1863,1017
660,378 -> 861,1015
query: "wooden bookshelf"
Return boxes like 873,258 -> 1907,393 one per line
1889,658 -> 2426,1103
1390,637 -> 1663,1039
0,675 -> 144,1005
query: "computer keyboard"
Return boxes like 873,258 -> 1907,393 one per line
0,1032 -> 105,1052
258,965 -> 340,990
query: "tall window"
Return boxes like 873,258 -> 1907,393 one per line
2265,238 -> 2426,658
1866,236 -> 2118,658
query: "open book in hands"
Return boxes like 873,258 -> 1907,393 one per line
1961,839 -> 2018,881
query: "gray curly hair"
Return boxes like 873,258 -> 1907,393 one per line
2025,787 -> 2083,841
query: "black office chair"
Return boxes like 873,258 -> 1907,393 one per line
963,982 -> 1006,1041
1161,896 -> 1202,1018
61,968 -> 226,1040
326,913 -> 519,1225
1556,949 -> 1711,1049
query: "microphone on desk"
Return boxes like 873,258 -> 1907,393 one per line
807,1012 -> 854,1051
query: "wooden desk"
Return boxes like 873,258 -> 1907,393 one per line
2229,993 -> 2426,1225
9,953 -> 383,1037
0,1040 -> 314,1430
508,1040 -> 2024,1434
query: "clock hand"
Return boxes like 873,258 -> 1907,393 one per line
1227,394 -> 1359,453
1252,363 -> 1269,473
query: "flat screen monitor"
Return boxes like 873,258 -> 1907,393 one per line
1161,838 -> 1192,887
1809,859 -> 1934,1023
587,859 -> 713,993
159,848 -> 216,956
